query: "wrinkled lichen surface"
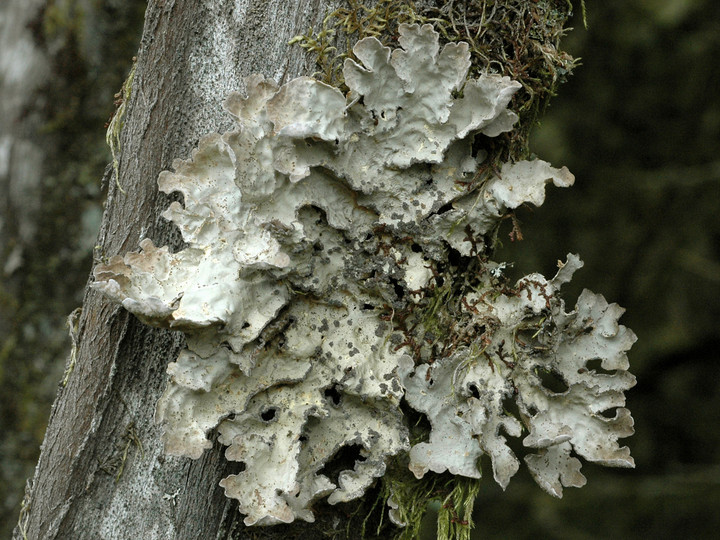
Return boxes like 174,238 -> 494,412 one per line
93,25 -> 635,527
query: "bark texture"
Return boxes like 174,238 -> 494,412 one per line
14,1 -> 364,538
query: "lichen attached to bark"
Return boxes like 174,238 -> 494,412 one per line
93,24 -> 635,527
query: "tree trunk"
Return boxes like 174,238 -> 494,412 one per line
15,1 -> 356,538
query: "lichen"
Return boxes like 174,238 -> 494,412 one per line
399,255 -> 636,494
93,24 -> 635,530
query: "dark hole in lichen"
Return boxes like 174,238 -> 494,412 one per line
501,393 -> 520,416
362,303 -> 374,310
536,367 -> 569,394
297,204 -> 329,228
468,383 -> 481,399
448,247 -> 463,267
516,328 -> 538,349
411,242 -> 423,253
324,384 -> 343,406
471,133 -> 493,159
317,443 -> 367,485
389,276 -> 405,300
437,201 -> 454,214
260,407 -> 277,422
586,358 -> 618,376
600,407 -> 619,419
241,321 -> 250,329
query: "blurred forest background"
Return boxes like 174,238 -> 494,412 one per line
1,0 -> 718,538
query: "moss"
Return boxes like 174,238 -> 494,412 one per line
436,477 -> 481,540
61,308 -> 82,386
106,59 -> 137,192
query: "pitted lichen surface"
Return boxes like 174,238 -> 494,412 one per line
93,25 -> 635,526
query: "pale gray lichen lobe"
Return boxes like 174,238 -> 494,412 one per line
93,24 -> 635,526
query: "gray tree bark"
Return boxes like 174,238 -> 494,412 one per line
14,1 -> 370,538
